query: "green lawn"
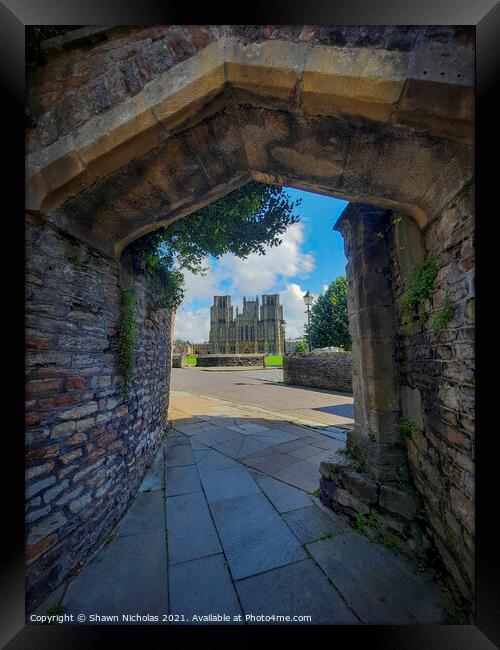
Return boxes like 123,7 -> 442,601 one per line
186,354 -> 197,366
265,355 -> 283,367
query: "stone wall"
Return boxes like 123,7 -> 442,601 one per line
196,354 -> 265,367
172,353 -> 188,368
396,185 -> 475,606
320,200 -> 475,614
25,212 -> 172,611
283,352 -> 353,393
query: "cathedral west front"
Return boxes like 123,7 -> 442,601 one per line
209,295 -> 285,355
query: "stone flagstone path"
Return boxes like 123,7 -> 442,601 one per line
58,390 -> 451,625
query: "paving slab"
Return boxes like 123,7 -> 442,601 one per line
166,492 -> 222,565
117,490 -> 165,536
301,436 -> 344,451
164,433 -> 190,448
200,466 -> 261,503
139,446 -> 164,492
169,554 -> 242,623
287,444 -> 326,460
236,437 -> 270,457
62,529 -> 168,619
253,474 -> 312,513
306,533 -> 448,624
211,435 -> 246,458
165,464 -> 202,497
196,449 -> 239,474
252,430 -> 299,445
209,493 -> 306,580
235,559 -> 358,625
241,450 -> 301,475
282,504 -> 345,543
272,459 -> 321,493
165,444 -> 195,467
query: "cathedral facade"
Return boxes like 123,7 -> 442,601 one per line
209,294 -> 285,355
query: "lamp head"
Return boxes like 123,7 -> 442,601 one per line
303,290 -> 314,307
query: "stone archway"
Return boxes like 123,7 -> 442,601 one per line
25,26 -> 474,612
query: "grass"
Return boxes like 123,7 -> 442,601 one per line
265,355 -> 283,367
186,354 -> 197,366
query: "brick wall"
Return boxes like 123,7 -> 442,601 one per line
25,212 -> 172,611
283,352 -> 353,393
391,185 -> 475,604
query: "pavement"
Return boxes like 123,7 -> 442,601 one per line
171,367 -> 355,428
57,388 -> 450,625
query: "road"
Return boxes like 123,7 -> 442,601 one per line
171,367 -> 354,428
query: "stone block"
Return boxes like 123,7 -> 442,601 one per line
379,484 -> 420,520
341,469 -> 379,505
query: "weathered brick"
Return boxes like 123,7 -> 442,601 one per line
26,379 -> 63,395
26,475 -> 56,499
26,462 -> 54,481
57,402 -> 98,420
26,444 -> 60,462
26,533 -> 58,566
67,377 -> 86,390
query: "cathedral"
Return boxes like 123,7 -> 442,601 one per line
209,294 -> 286,355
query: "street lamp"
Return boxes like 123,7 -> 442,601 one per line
303,290 -> 314,352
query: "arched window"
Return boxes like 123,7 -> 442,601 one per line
245,325 -> 249,341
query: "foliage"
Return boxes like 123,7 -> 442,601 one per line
433,297 -> 456,336
117,289 -> 136,396
345,443 -> 365,472
354,514 -> 365,533
397,255 -> 439,327
308,276 -> 351,350
186,355 -> 197,366
294,340 -> 308,353
127,182 -> 301,312
400,417 -> 422,441
376,530 -> 401,554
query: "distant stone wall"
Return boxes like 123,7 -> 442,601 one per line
283,352 -> 353,393
172,353 -> 188,368
196,354 -> 265,367
25,213 -> 172,612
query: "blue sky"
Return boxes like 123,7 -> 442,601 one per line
174,188 -> 348,342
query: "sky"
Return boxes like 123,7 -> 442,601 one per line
173,188 -> 349,342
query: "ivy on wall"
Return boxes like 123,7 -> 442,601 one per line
117,289 -> 136,396
433,297 -> 456,336
397,255 -> 439,327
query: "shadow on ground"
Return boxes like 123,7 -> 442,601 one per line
50,391 -> 452,626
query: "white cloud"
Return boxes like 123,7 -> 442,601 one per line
173,307 -> 211,342
280,283 -> 309,338
173,222 -> 315,341
217,222 -> 314,296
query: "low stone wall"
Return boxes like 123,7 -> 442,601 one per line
196,354 -> 265,367
25,213 -> 172,612
283,352 -> 353,393
172,353 -> 188,368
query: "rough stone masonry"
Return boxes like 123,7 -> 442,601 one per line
284,352 -> 353,393
25,213 -> 172,609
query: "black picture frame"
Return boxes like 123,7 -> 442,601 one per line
2,0 -> 498,646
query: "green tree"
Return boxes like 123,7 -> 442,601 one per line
294,340 -> 308,353
308,277 -> 351,350
127,182 -> 301,310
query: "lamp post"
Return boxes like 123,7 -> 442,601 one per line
303,290 -> 314,352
